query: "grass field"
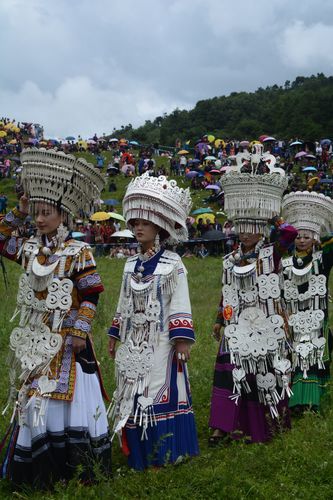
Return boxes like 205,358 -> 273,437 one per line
0,256 -> 332,500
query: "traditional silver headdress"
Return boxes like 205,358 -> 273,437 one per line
282,190 -> 333,239
123,172 -> 192,242
221,144 -> 288,233
20,148 -> 105,224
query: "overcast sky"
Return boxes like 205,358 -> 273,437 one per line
1,0 -> 333,139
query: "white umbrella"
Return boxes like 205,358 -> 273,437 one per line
263,136 -> 276,142
111,229 -> 134,238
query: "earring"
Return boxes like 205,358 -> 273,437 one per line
56,223 -> 69,249
154,233 -> 160,252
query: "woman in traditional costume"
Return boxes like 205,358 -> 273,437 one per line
209,145 -> 297,445
108,172 -> 199,470
281,191 -> 333,412
0,149 -> 111,487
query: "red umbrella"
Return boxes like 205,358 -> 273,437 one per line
259,135 -> 268,142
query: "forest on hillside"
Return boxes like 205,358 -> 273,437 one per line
113,74 -> 333,146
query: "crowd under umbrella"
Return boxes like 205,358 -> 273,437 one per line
289,140 -> 303,147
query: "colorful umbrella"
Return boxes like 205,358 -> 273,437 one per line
103,199 -> 120,206
66,136 -> 76,141
191,207 -> 214,215
195,213 -> 215,224
90,211 -> 111,221
209,169 -> 222,175
302,166 -> 318,172
111,229 -> 134,238
305,154 -> 316,159
109,138 -> 119,142
129,140 -> 140,146
240,140 -> 250,147
0,131 -> 7,137
320,139 -> 331,146
205,184 -> 221,190
205,156 -> 216,161
177,150 -> 189,155
259,135 -> 268,142
263,136 -> 276,142
186,171 -> 199,179
290,141 -> 303,146
207,134 -> 215,143
295,151 -> 307,159
108,212 -> 125,222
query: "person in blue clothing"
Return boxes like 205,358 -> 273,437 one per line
107,172 -> 199,470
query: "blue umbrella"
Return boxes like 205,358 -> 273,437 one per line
72,231 -> 85,239
186,171 -> 199,179
191,207 -> 214,215
320,139 -> 331,146
103,199 -> 120,206
66,136 -> 76,141
129,140 -> 140,146
302,166 -> 317,172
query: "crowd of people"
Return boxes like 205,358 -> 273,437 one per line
0,119 -> 332,490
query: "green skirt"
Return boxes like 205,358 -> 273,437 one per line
289,370 -> 330,409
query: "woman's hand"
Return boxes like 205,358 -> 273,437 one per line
212,323 -> 224,342
175,339 -> 191,362
108,337 -> 118,359
19,193 -> 29,215
72,336 -> 86,354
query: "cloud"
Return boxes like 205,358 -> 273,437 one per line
279,21 -> 333,69
1,0 -> 333,138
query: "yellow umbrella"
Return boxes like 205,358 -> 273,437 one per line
90,211 -> 112,222
78,140 -> 87,150
0,130 -> 7,137
9,139 -> 17,145
40,140 -> 47,146
307,176 -> 320,187
195,213 -> 215,224
177,149 -> 189,155
12,126 -> 20,133
108,212 -> 125,222
4,122 -> 13,130
249,140 -> 261,148
207,134 -> 215,143
215,139 -> 225,148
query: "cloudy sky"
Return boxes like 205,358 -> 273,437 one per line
1,0 -> 333,139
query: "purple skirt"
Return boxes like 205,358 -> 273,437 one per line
209,350 -> 290,443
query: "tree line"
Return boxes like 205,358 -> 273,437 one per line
112,74 -> 333,147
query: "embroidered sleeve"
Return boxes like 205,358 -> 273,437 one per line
168,261 -> 195,342
72,251 -> 104,296
0,208 -> 26,261
71,300 -> 97,339
108,315 -> 121,340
